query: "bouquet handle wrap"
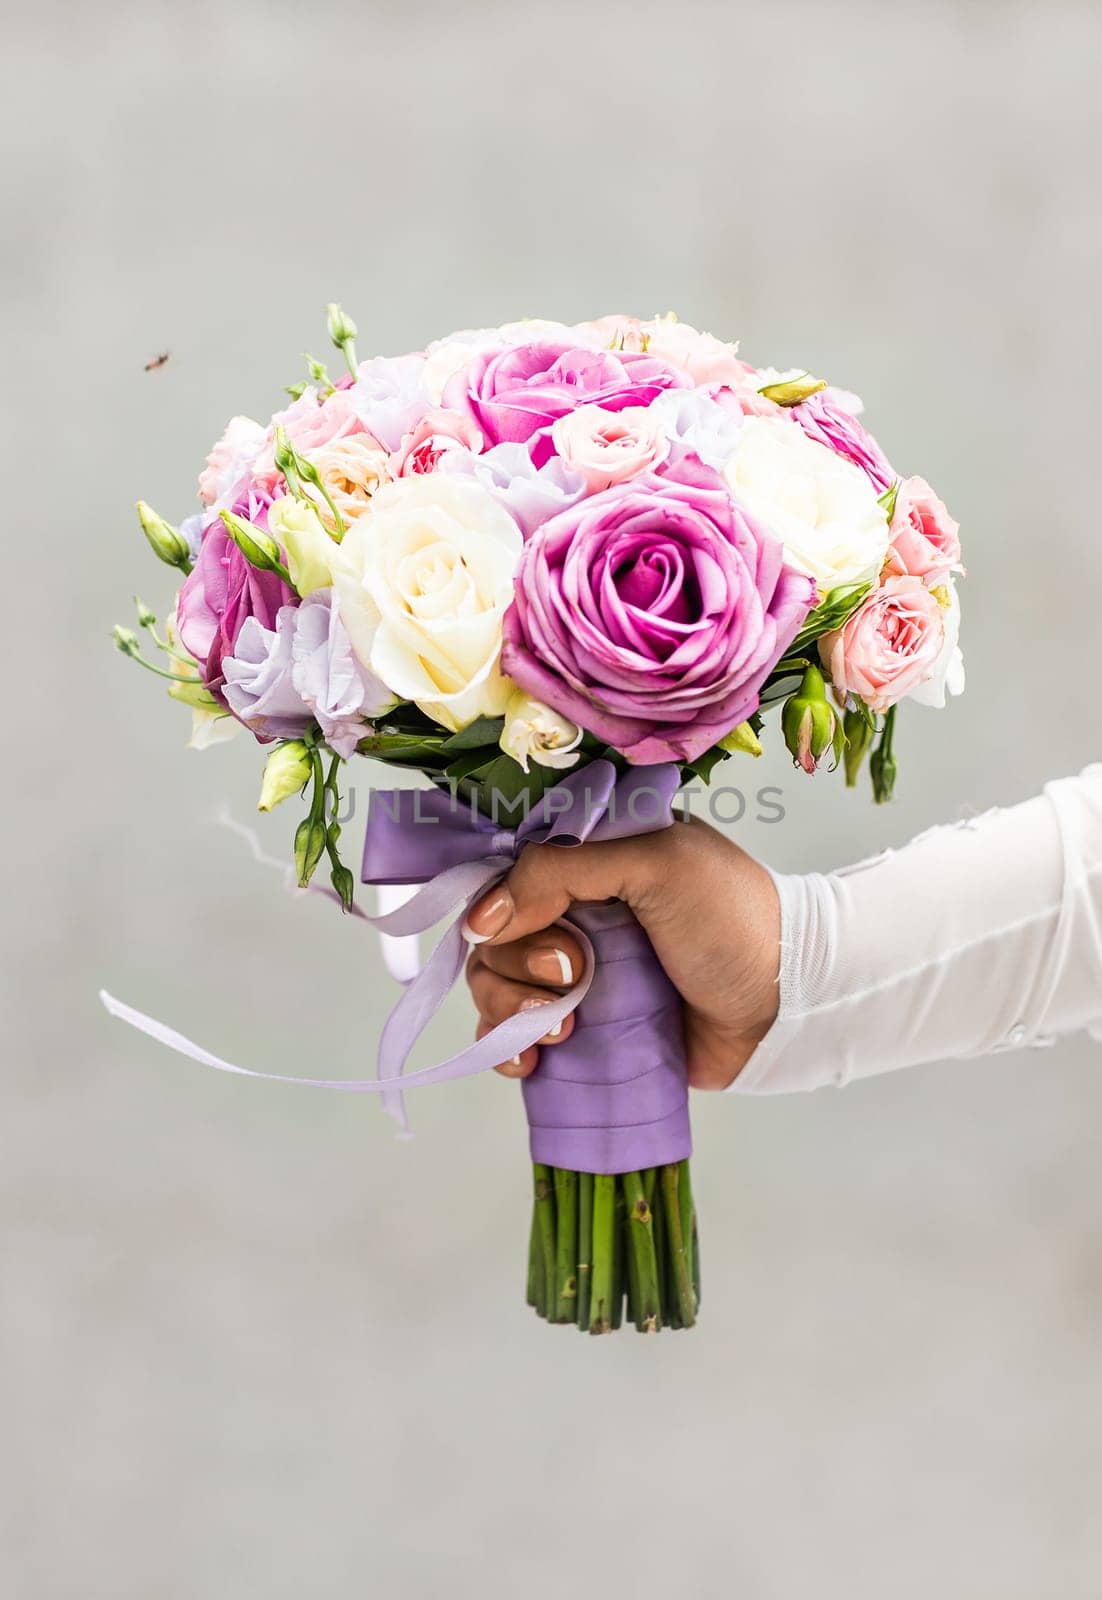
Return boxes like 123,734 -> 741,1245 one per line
521,900 -> 690,1174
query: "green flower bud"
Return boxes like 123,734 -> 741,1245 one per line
113,624 -> 141,656
870,742 -> 897,804
718,719 -> 763,758
326,302 -> 357,347
842,707 -> 875,788
258,740 -> 312,812
330,861 -> 356,913
219,509 -> 283,575
758,372 -> 828,406
326,302 -> 358,374
284,380 -> 308,401
305,353 -> 331,385
294,815 -> 328,887
136,500 -> 191,570
781,664 -> 836,775
134,596 -> 157,629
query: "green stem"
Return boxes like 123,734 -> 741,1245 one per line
648,1169 -> 669,1324
621,1171 -> 661,1333
611,1186 -> 626,1331
526,1206 -> 543,1315
588,1175 -> 616,1334
533,1164 -> 556,1317
678,1158 -> 697,1316
553,1169 -> 579,1322
119,650 -> 201,686
576,1172 -> 593,1330
661,1164 -> 697,1328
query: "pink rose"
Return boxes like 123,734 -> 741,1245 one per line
252,388 -> 367,494
443,340 -> 691,462
550,404 -> 669,490
391,407 -> 484,476
820,575 -> 946,713
886,476 -> 963,583
640,317 -> 748,387
198,415 -> 266,508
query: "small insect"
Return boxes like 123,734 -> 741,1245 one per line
143,351 -> 171,372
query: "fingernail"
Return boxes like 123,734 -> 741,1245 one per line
527,947 -> 573,985
520,997 -> 562,1040
462,888 -> 514,944
511,1055 -> 523,1068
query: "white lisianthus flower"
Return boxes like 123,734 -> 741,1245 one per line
500,689 -> 583,772
163,603 -> 239,748
909,581 -> 966,708
332,476 -> 523,732
726,416 -> 890,590
268,496 -> 337,597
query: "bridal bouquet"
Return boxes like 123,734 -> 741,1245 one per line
109,305 -> 964,1334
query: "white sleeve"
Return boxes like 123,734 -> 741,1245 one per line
733,765 -> 1102,1094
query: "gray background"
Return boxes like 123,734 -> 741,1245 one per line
4,1 -> 1102,1595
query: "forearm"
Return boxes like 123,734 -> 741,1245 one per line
734,766 -> 1102,1094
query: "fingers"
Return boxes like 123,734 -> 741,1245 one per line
473,928 -> 584,988
463,830 -> 680,948
467,953 -> 576,1079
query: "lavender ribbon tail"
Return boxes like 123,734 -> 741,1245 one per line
100,760 -> 690,1172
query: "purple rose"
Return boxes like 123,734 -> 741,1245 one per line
501,455 -> 815,765
793,388 -> 894,493
177,493 -> 296,696
443,341 -> 692,463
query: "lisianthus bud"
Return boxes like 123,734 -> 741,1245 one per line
842,707 -> 875,788
134,596 -> 157,629
782,664 -> 836,775
294,814 -> 328,887
326,302 -> 358,349
113,624 -> 141,656
717,720 -> 762,758
330,861 -> 355,912
218,509 -> 283,575
258,740 -> 312,812
870,705 -> 898,803
758,372 -> 828,406
136,501 -> 191,570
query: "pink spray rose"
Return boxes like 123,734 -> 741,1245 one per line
886,475 -> 963,583
501,454 -> 815,765
443,341 -> 692,462
390,407 -> 484,476
820,575 -> 946,712
251,388 -> 367,494
198,415 -> 266,508
549,404 -> 670,491
793,388 -> 895,494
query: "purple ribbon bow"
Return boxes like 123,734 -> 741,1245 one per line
100,761 -> 691,1173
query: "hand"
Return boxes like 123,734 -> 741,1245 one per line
463,814 -> 781,1091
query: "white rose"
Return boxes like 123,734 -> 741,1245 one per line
550,404 -> 669,490
726,416 -> 890,590
500,690 -> 582,772
332,476 -> 523,732
909,581 -> 966,708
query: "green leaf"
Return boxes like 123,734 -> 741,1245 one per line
439,716 -> 506,753
878,480 -> 899,523
681,746 -> 731,784
791,582 -> 872,654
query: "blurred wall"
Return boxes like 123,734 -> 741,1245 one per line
4,2 -> 1102,1595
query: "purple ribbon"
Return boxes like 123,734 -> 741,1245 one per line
100,760 -> 691,1175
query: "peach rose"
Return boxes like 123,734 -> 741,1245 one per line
252,388 -> 367,493
549,404 -> 669,490
308,433 -> 391,529
390,408 -> 484,477
820,575 -> 946,713
887,475 -> 963,583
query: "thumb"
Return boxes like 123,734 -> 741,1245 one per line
462,831 -> 678,947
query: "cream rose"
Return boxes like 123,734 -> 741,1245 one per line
726,416 -> 890,590
550,404 -> 669,490
332,476 -> 523,731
